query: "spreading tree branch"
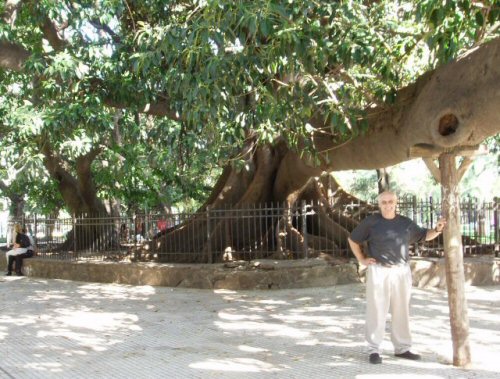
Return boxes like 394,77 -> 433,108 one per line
309,37 -> 500,171
457,157 -> 474,182
41,17 -> 67,51
2,0 -> 22,26
423,158 -> 441,183
103,98 -> 180,120
88,19 -> 122,43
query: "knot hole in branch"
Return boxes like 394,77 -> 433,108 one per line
438,113 -> 459,136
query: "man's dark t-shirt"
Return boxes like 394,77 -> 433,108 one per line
350,213 -> 427,265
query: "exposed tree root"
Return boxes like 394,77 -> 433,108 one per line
153,142 -> 374,263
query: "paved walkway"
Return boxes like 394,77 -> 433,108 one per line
0,277 -> 499,379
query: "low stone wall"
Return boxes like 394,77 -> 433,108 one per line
2,255 -> 499,289
410,256 -> 500,288
21,259 -> 360,290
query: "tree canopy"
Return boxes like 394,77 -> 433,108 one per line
0,0 -> 499,214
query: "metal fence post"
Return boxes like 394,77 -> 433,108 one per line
145,205 -> 149,240
34,214 -> 38,252
412,195 -> 420,256
494,197 -> 499,257
206,206 -> 212,263
301,200 -> 308,259
72,213 -> 76,257
429,195 -> 434,227
133,213 -> 137,245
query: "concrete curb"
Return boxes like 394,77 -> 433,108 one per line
22,258 -> 361,290
7,255 -> 499,289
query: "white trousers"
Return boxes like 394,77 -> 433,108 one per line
6,247 -> 28,262
365,264 -> 412,354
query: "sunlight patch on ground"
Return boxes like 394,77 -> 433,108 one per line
238,344 -> 268,353
253,299 -> 288,305
356,375 -> 444,379
213,289 -> 238,294
1,279 -> 498,378
53,310 -> 140,331
215,319 -> 310,339
23,361 -> 64,373
34,330 -> 117,352
218,311 -> 263,321
190,357 -> 282,373
77,282 -> 156,300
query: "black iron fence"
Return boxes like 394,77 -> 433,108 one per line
3,196 -> 499,262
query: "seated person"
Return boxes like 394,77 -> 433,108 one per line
6,225 -> 33,276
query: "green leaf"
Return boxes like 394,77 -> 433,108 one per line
475,10 -> 484,27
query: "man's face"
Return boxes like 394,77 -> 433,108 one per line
378,193 -> 397,219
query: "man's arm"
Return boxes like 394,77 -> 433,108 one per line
425,217 -> 447,241
348,237 -> 376,266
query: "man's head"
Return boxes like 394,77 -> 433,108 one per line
377,191 -> 397,219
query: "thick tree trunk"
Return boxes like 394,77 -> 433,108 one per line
41,143 -> 119,251
153,137 -> 375,263
439,153 -> 471,367
10,194 -> 25,219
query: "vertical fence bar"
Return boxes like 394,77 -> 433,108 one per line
133,213 -> 137,246
478,202 -> 485,253
253,203 -> 257,256
468,196 -> 474,255
412,195 -> 420,256
494,197 -> 499,257
271,202 -> 275,252
144,205 -> 149,242
430,196 -> 437,254
34,214 -> 38,253
429,196 -> 434,228
193,210 -> 197,263
206,206 -> 212,263
72,213 -> 76,258
301,200 -> 308,259
265,202 -> 270,254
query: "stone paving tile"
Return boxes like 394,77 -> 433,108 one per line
0,277 -> 499,379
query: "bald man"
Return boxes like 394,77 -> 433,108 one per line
348,191 -> 446,364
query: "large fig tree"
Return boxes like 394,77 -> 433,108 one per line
1,1 -> 498,254
2,1 -> 499,368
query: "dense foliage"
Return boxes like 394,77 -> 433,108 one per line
0,0 -> 498,214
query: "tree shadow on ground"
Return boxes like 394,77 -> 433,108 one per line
0,279 -> 498,378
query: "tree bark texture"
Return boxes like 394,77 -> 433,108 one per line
153,136 -> 376,263
310,37 -> 500,171
0,40 -> 29,72
439,153 -> 471,368
41,143 -> 120,251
